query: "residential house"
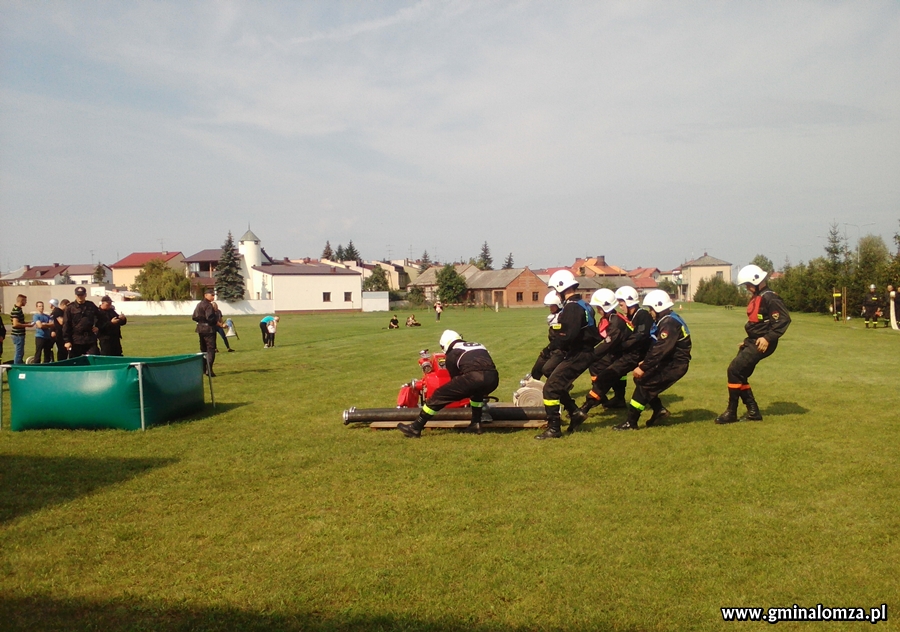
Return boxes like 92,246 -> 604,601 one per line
253,261 -> 362,312
111,252 -> 185,290
66,264 -> 112,285
679,253 -> 732,300
627,267 -> 660,293
184,248 -> 232,297
570,256 -> 628,278
464,268 -> 548,308
408,264 -> 481,303
0,264 -> 69,286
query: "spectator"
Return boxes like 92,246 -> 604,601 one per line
0,308 -> 6,363
388,315 -> 400,329
212,301 -> 234,352
32,301 -> 54,363
192,289 -> 218,377
406,314 -> 421,327
50,299 -> 69,360
260,315 -> 276,346
265,317 -> 278,348
97,296 -> 128,356
63,287 -> 101,358
10,294 -> 34,364
434,301 -> 443,322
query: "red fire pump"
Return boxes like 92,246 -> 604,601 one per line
396,349 -> 470,409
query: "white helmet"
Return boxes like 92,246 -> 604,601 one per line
548,270 -> 578,293
643,289 -> 674,312
543,291 -> 563,308
590,288 -> 618,313
615,286 -> 639,307
737,264 -> 767,286
439,329 -> 462,352
869,284 -> 876,290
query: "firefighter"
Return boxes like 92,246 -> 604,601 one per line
535,270 -> 600,439
863,284 -> 881,328
530,291 -> 565,381
397,330 -> 499,437
715,265 -> 791,424
578,286 -> 654,418
615,290 -> 691,431
571,289 -> 628,430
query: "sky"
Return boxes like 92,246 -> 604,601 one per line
1,1 -> 898,274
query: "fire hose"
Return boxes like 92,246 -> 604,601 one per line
343,406 -> 548,425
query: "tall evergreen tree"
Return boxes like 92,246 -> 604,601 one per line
92,262 -> 107,284
476,241 -> 493,270
344,240 -> 360,261
214,231 -> 245,301
321,241 -> 334,261
502,253 -> 514,269
420,250 -> 432,272
335,244 -> 346,261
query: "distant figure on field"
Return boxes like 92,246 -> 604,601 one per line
715,265 -> 790,425
863,284 -> 881,329
193,289 -> 219,377
388,315 -> 400,329
31,301 -> 54,363
63,287 -> 100,358
265,317 -> 278,348
0,309 -> 6,363
49,298 -> 69,361
397,330 -> 499,437
10,294 -> 35,365
406,314 -> 421,327
97,296 -> 127,356
212,301 -> 233,352
260,315 -> 277,345
434,301 -> 443,322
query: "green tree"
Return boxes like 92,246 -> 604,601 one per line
335,244 -> 346,261
321,241 -> 334,261
502,253 -> 514,269
419,250 -> 432,272
693,276 -> 743,306
886,220 -> 900,287
92,263 -> 106,284
476,242 -> 493,270
657,278 -> 678,296
214,232 -> 245,302
344,240 -> 360,261
749,254 -> 775,275
132,258 -> 192,301
436,264 -> 467,303
407,285 -> 426,307
362,266 -> 390,292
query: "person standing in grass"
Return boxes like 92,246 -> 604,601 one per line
10,294 -> 35,364
615,290 -> 691,431
863,284 -> 881,329
397,330 -> 499,437
265,317 -> 278,348
97,296 -> 127,357
260,315 -> 276,346
63,287 -> 100,358
193,289 -> 219,377
31,301 -> 54,363
715,265 -> 791,425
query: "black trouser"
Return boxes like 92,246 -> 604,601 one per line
199,333 -> 217,373
727,338 -> 777,386
266,331 -> 275,347
99,337 -> 123,357
531,348 -> 564,381
34,337 -> 54,363
68,342 -> 99,358
259,322 -> 269,344
543,348 -> 595,416
864,307 -> 878,326
631,361 -> 690,409
53,337 -> 68,361
421,370 -> 500,424
216,326 -> 231,349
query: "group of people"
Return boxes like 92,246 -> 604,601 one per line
1,288 -> 127,364
861,284 -> 900,329
397,264 -> 791,439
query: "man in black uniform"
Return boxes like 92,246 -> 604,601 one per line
192,289 -> 219,377
535,270 -> 600,439
97,296 -> 128,356
397,330 -> 499,437
863,284 -> 881,329
615,290 -> 691,430
530,291 -> 565,381
48,299 -> 69,361
715,265 -> 791,424
63,287 -> 101,358
576,288 -> 629,424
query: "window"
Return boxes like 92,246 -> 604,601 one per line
532,292 -> 539,301
344,292 -> 352,302
716,271 -> 723,280
516,292 -> 523,302
323,292 -> 331,302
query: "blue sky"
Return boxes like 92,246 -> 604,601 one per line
1,1 -> 898,273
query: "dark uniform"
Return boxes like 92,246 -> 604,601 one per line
717,288 -> 790,423
863,289 -> 881,328
540,295 -> 601,435
617,310 -> 691,430
97,308 -> 127,356
397,339 -> 499,437
63,299 -> 101,357
581,309 -> 647,412
531,310 -> 564,381
192,297 -> 219,376
50,304 -> 68,360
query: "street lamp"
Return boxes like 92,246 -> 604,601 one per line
843,222 -> 876,263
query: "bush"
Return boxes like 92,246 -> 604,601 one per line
694,276 -> 744,306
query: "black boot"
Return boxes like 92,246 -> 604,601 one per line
715,388 -> 741,424
580,394 -> 601,414
566,408 -> 588,434
645,398 -> 669,427
458,405 -> 484,434
535,406 -> 563,439
603,380 -> 627,409
398,413 -> 429,438
740,389 -> 763,421
613,405 -> 641,430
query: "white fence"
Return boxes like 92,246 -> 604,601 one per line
112,299 -> 274,317
361,292 -> 389,312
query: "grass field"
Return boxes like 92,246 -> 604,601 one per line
1,304 -> 898,631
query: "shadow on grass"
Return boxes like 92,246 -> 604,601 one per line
0,594 -> 641,632
658,408 -> 718,426
763,401 -> 809,416
0,456 -> 177,524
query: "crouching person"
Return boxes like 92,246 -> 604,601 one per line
615,290 -> 691,430
397,330 -> 499,438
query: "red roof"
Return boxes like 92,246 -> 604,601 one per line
628,267 -> 659,279
111,252 -> 183,268
631,277 -> 659,289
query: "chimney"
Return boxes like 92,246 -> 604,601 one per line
53,262 -> 59,267
162,250 -> 168,255
597,255 -> 606,266
24,265 -> 30,271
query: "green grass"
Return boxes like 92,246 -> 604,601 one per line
1,304 -> 898,631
